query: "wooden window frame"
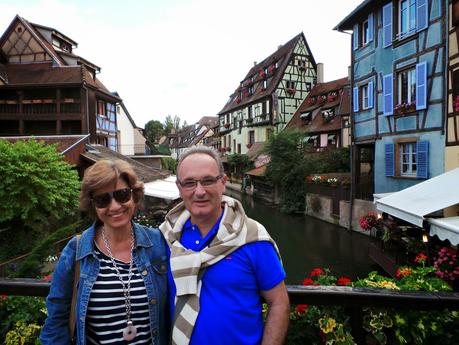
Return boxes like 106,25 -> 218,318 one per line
394,137 -> 419,178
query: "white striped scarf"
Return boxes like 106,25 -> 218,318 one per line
159,195 -> 280,345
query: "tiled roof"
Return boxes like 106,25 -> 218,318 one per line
245,164 -> 267,177
198,116 -> 218,127
246,142 -> 266,160
81,144 -> 170,183
286,77 -> 349,133
167,117 -> 217,149
218,33 -> 315,115
0,134 -> 89,153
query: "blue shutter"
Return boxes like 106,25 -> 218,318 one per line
416,141 -> 429,179
368,81 -> 374,108
383,3 -> 393,48
353,86 -> 359,112
353,23 -> 359,50
417,0 -> 428,32
416,62 -> 427,110
368,13 -> 374,42
383,74 -> 393,116
385,143 -> 395,177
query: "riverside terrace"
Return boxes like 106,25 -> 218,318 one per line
1,278 -> 459,343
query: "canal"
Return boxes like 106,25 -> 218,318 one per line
226,191 -> 378,284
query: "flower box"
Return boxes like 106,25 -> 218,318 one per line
244,79 -> 253,87
395,102 -> 416,115
236,98 -> 241,104
268,65 -> 276,74
246,118 -> 253,123
327,94 -> 337,102
286,88 -> 296,95
258,70 -> 266,78
224,123 -> 230,129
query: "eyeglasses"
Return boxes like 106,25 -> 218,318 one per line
177,175 -> 224,190
92,188 -> 133,208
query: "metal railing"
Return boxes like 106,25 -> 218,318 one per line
1,278 -> 458,343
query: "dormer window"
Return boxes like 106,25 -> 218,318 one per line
300,112 -> 312,122
322,108 -> 335,122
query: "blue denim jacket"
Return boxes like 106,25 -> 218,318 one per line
40,222 -> 169,345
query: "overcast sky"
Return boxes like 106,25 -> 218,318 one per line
1,0 -> 363,128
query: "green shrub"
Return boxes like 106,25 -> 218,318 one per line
0,296 -> 46,344
5,321 -> 41,345
161,157 -> 177,173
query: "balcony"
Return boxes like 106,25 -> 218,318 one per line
0,99 -> 81,115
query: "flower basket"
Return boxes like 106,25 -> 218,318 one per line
394,102 -> 416,115
327,94 -> 337,102
224,123 -> 230,129
258,70 -> 266,78
286,88 -> 296,95
246,118 -> 253,123
268,65 -> 276,74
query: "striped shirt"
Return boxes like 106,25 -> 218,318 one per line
86,247 -> 152,344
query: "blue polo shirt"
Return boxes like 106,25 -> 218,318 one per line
167,216 -> 286,345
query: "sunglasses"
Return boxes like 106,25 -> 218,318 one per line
92,188 -> 133,208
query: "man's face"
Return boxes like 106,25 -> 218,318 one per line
176,153 -> 226,222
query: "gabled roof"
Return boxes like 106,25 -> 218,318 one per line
334,0 -> 378,31
0,15 -> 116,99
246,142 -> 266,160
167,117 -> 217,149
218,33 -> 316,115
198,116 -> 218,128
31,21 -> 78,47
81,144 -> 170,183
286,77 -> 349,133
0,134 -> 89,154
112,91 -> 139,129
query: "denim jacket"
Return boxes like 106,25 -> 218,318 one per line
40,222 -> 169,345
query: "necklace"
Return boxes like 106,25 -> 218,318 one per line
101,226 -> 137,341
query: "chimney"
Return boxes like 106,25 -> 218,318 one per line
254,61 -> 257,66
316,63 -> 324,84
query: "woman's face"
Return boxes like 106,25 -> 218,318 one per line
93,178 -> 136,231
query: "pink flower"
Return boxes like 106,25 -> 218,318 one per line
42,274 -> 52,281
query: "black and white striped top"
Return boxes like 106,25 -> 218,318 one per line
86,247 -> 152,344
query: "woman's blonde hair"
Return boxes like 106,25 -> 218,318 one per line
79,159 -> 144,220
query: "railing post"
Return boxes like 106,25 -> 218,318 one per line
347,306 -> 365,344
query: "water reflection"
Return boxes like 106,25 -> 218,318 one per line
226,190 -> 378,284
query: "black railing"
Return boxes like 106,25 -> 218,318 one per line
2,278 -> 458,344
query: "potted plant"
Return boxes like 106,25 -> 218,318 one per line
327,94 -> 337,102
258,70 -> 266,78
268,65 -> 276,74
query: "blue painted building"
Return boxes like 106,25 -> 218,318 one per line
336,0 -> 447,197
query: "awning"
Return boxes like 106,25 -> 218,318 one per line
375,167 -> 459,244
328,134 -> 336,140
428,217 -> 459,246
144,175 -> 180,200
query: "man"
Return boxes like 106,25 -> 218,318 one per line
160,147 -> 290,345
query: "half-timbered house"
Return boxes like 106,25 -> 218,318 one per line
336,0 -> 447,199
285,77 -> 351,151
217,33 -> 317,155
0,15 -> 120,150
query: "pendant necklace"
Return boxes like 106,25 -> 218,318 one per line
102,226 -> 137,341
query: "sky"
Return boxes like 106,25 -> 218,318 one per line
0,0 -> 363,128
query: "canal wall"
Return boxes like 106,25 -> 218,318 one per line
305,193 -> 377,233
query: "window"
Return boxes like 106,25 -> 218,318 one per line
248,130 -> 255,145
400,142 -> 416,176
237,143 -> 241,154
266,128 -> 272,140
248,86 -> 253,95
248,106 -> 253,119
263,80 -> 268,89
399,0 -> 416,36
286,81 -> 295,89
385,141 -> 429,178
353,81 -> 373,112
97,100 -> 105,116
362,20 -> 369,45
397,67 -> 416,105
353,13 -> 373,50
328,134 -> 337,146
383,0 -> 428,47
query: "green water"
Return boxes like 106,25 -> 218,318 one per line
226,191 -> 378,284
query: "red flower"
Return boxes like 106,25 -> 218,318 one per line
414,252 -> 428,265
42,274 -> 52,281
302,278 -> 314,286
310,268 -> 324,277
395,267 -> 413,279
0,295 -> 7,303
337,277 -> 352,286
295,304 -> 308,314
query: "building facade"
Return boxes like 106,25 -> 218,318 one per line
336,0 -> 447,198
0,15 -> 120,150
217,33 -> 317,156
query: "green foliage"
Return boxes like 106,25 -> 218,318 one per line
0,296 -> 46,344
305,147 -> 350,174
0,139 -> 80,231
161,157 -> 177,173
163,115 -> 183,135
5,321 -> 41,345
264,131 -> 311,213
12,220 -> 86,278
144,120 -> 165,145
227,154 -> 253,177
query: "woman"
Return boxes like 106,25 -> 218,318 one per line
40,159 -> 169,345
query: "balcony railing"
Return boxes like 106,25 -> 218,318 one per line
0,100 -> 81,114
1,278 -> 458,343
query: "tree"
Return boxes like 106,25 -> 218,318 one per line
264,130 -> 311,214
144,120 -> 164,144
163,114 -> 183,135
227,154 -> 253,178
0,139 -> 81,260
